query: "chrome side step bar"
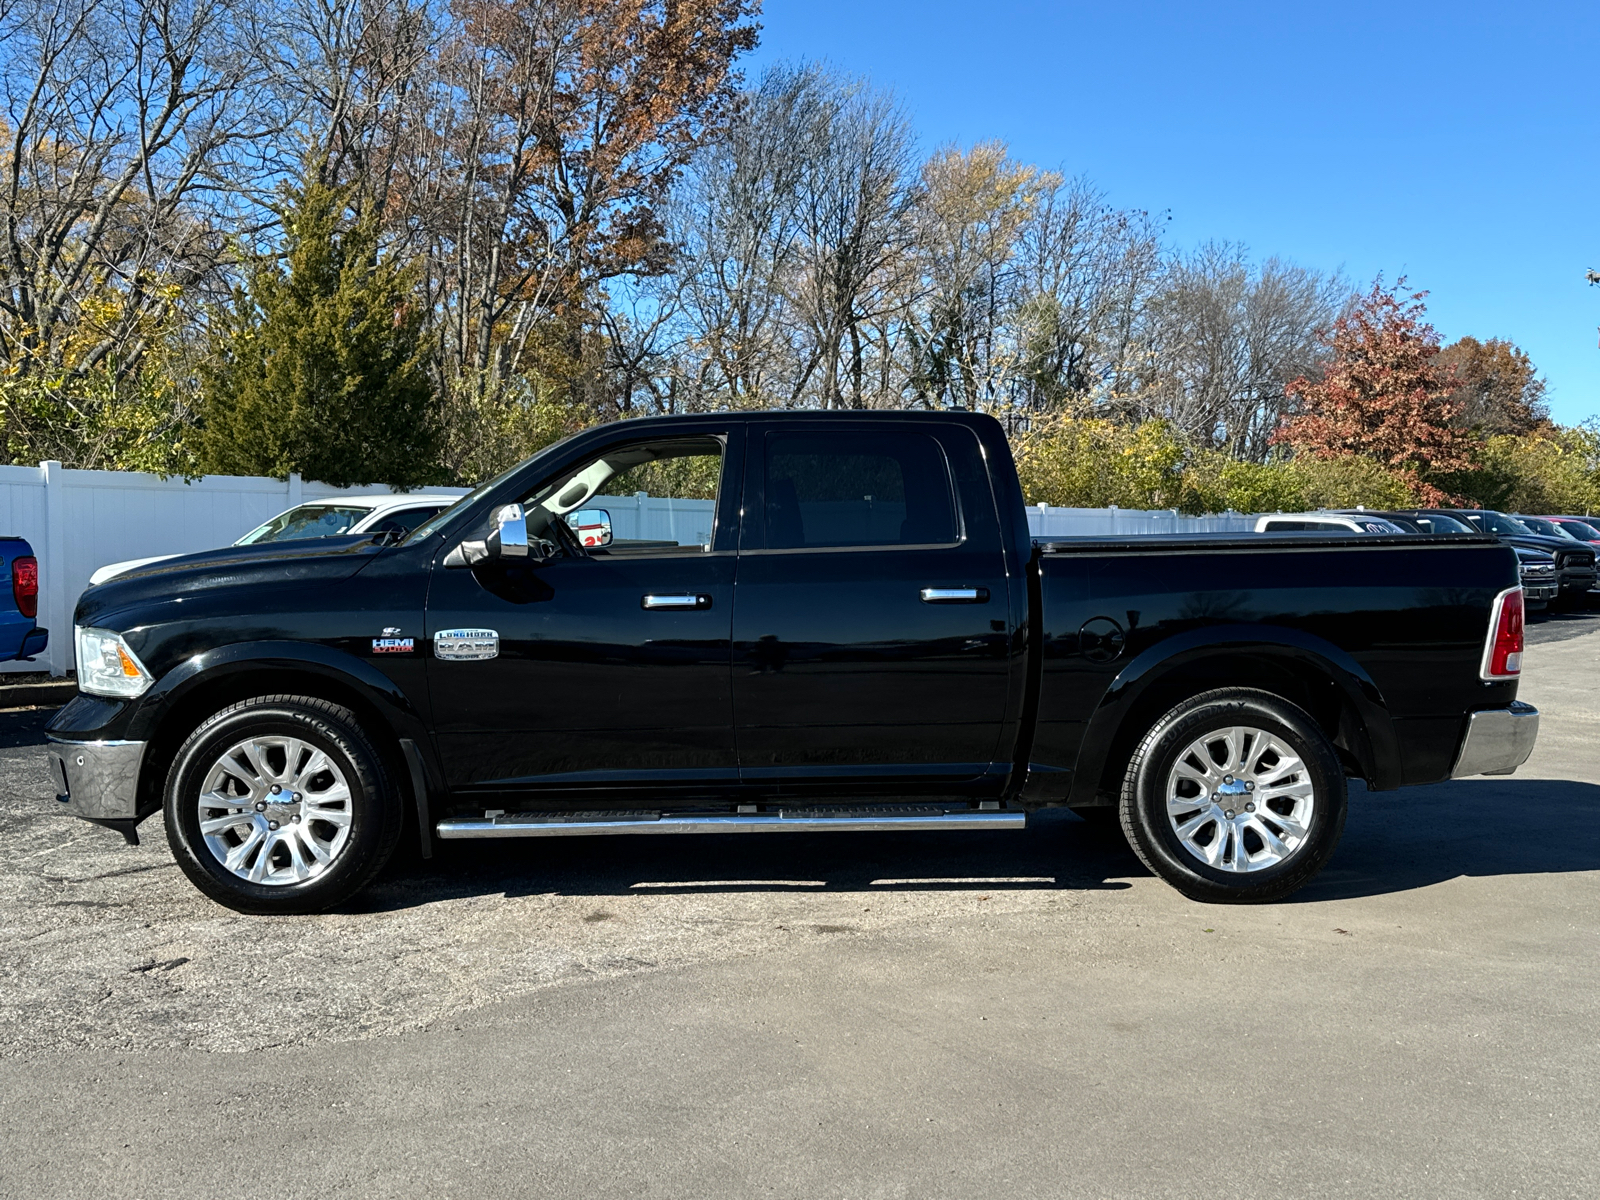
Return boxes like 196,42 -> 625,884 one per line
435,806 -> 1026,840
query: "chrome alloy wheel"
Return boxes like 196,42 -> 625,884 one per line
196,737 -> 354,886
1165,725 -> 1315,873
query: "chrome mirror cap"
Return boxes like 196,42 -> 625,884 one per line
444,503 -> 530,568
490,504 -> 529,558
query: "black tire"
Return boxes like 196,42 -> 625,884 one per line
1118,688 -> 1347,904
164,695 -> 404,914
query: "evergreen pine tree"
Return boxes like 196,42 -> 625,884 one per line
200,178 -> 441,486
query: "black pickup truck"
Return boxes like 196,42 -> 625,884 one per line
48,412 -> 1539,913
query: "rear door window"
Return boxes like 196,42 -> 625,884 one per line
761,431 -> 958,550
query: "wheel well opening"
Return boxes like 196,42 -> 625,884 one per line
1094,655 -> 1370,802
138,670 -> 409,820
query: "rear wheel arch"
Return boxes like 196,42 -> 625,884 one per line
1068,643 -> 1392,808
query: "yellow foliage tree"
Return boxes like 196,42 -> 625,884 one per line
1012,416 -> 1185,508
1178,451 -> 1306,515
1288,454 -> 1417,510
1456,429 -> 1600,514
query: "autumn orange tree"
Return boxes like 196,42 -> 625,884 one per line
1275,280 -> 1474,504
404,1 -> 757,453
1436,335 -> 1550,435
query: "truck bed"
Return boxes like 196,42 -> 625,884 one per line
1025,532 -> 1518,806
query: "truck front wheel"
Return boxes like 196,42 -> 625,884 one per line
163,695 -> 404,914
1118,688 -> 1347,903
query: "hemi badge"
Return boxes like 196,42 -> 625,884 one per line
434,628 -> 500,661
372,637 -> 415,654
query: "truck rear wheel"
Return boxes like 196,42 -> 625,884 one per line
1118,688 -> 1347,903
163,695 -> 404,914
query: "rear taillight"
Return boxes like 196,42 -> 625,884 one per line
1480,586 -> 1524,680
10,555 -> 38,620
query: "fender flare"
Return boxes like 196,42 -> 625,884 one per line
125,640 -> 443,802
1063,623 -> 1400,807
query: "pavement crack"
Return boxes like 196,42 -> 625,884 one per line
130,956 -> 190,974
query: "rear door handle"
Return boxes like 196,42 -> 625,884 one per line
920,587 -> 989,603
642,593 -> 713,610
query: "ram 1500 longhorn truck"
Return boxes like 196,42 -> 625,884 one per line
47,412 -> 1538,913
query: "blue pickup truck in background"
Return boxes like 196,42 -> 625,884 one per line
0,535 -> 47,663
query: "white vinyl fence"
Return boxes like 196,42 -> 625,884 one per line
593,498 -> 1259,544
0,461 -> 1260,677
0,462 -> 469,676
1028,504 -> 1258,538
601,493 -> 717,546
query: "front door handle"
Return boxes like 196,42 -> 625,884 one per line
642,593 -> 713,611
920,587 -> 989,604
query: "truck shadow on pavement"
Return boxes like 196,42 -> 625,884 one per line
0,706 -> 54,749
364,775 -> 1600,909
1293,776 -> 1600,902
366,811 -> 1142,909
1525,605 -> 1600,645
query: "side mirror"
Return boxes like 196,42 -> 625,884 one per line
567,508 -> 612,548
444,503 -> 536,568
488,504 -> 529,558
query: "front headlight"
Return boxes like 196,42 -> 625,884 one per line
75,627 -> 154,698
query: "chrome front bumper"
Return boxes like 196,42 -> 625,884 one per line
47,738 -> 147,820
1451,702 -> 1539,779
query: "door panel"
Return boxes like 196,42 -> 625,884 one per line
731,425 -> 1014,792
425,552 -> 736,793
424,428 -> 742,797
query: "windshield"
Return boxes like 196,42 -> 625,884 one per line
1411,513 -> 1472,533
1518,517 -> 1577,540
1555,519 -> 1600,540
236,504 -> 372,544
1466,512 -> 1535,537
404,461 -> 527,545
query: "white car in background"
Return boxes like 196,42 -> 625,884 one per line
88,495 -> 463,586
1254,512 -> 1406,534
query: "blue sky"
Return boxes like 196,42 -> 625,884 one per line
748,0 -> 1600,424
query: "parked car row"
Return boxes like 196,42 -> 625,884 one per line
20,494 -> 1599,671
1254,507 -> 1600,613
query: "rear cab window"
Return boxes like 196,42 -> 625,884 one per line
757,431 -> 960,550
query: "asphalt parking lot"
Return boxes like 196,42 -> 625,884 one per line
2,612 -> 1598,1198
